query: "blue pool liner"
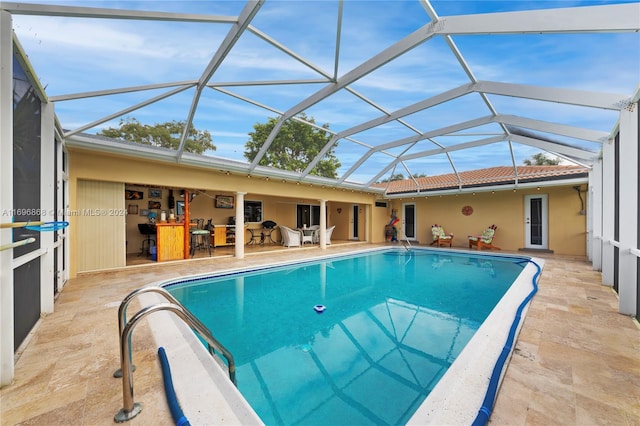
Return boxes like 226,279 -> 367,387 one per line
471,259 -> 541,426
158,347 -> 191,426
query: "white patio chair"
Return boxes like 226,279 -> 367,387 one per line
280,225 -> 302,247
312,225 -> 335,244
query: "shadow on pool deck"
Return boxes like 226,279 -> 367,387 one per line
1,243 -> 639,425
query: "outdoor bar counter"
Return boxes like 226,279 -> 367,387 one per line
155,222 -> 185,261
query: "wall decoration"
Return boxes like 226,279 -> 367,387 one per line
215,195 -> 234,209
462,205 -> 474,216
176,201 -> 185,215
140,209 -> 149,216
127,204 -> 138,215
125,190 -> 143,200
148,200 -> 161,210
149,188 -> 162,198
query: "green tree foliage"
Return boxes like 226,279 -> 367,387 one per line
378,173 -> 405,183
244,114 -> 340,179
523,153 -> 561,165
377,172 -> 426,183
98,117 -> 215,155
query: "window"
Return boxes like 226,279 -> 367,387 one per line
296,204 -> 321,228
244,200 -> 262,223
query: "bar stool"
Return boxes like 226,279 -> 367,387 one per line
137,223 -> 156,256
190,218 -> 211,257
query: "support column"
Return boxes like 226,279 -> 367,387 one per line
589,160 -> 603,271
319,199 -> 327,249
0,10 -> 15,387
617,103 -> 638,316
235,192 -> 245,259
40,101 -> 55,314
601,138 -> 615,286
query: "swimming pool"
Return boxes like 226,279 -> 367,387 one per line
147,248 -> 541,425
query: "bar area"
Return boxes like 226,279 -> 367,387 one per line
126,186 -> 242,263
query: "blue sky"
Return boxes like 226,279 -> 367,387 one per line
11,0 -> 640,183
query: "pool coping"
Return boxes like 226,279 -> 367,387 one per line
140,247 -> 544,425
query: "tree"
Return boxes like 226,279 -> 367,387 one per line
377,172 -> 426,183
378,173 -> 405,183
244,114 -> 340,179
523,153 -> 561,165
98,117 -> 215,155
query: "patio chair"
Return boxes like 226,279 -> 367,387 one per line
280,225 -> 302,247
468,224 -> 500,250
311,225 -> 335,244
431,224 -> 453,247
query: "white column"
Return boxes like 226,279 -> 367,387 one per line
617,103 -> 638,316
0,9 -> 15,387
235,192 -> 245,259
589,160 -> 603,270
364,204 -> 370,242
601,138 -> 615,286
319,199 -> 327,249
40,102 -> 55,314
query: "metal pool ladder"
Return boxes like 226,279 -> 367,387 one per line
400,230 -> 413,251
114,286 -> 236,423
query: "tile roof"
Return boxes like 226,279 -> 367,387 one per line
376,165 -> 589,194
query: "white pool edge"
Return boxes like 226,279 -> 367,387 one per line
408,255 -> 544,425
139,290 -> 264,425
141,249 -> 544,425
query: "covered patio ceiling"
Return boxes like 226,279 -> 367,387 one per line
5,1 -> 640,195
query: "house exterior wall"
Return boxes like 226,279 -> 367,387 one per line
386,185 -> 587,256
68,149 -> 385,277
69,148 -> 588,277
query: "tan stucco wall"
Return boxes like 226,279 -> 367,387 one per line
386,185 -> 586,255
68,149 -> 385,277
68,148 -> 587,276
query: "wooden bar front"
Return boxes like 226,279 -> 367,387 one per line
155,223 -> 185,261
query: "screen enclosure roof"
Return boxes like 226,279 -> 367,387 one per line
4,0 -> 640,196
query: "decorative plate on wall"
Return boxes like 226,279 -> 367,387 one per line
462,205 -> 474,216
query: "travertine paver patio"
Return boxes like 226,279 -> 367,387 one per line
1,243 -> 639,425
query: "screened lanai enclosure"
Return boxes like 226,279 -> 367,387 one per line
3,0 -> 639,187
0,0 -> 639,388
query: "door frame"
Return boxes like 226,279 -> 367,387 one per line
524,194 -> 548,249
402,202 -> 417,241
350,204 -> 359,240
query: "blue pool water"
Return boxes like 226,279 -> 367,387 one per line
166,249 -> 527,425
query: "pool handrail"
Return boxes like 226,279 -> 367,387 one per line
114,287 -> 236,422
115,286 -> 235,379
